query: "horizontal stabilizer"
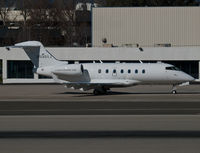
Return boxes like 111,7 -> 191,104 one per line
14,41 -> 42,47
6,41 -> 42,50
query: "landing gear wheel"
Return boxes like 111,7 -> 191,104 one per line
93,89 -> 100,95
171,85 -> 177,94
93,88 -> 108,95
172,90 -> 177,94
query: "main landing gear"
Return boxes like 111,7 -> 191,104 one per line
93,88 -> 108,95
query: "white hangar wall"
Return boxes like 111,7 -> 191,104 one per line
92,7 -> 200,47
0,47 -> 200,83
1,7 -> 200,83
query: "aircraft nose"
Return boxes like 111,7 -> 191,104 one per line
185,74 -> 195,81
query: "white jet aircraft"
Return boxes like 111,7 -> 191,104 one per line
7,41 -> 194,95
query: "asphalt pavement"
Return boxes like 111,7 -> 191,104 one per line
1,85 -> 200,153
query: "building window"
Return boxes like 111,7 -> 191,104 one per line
68,61 -> 75,64
135,69 -> 138,74
128,69 -> 131,73
155,43 -> 171,47
98,69 -> 101,73
121,69 -> 124,73
7,60 -> 34,78
0,60 -> 2,83
106,69 -> 109,73
142,69 -> 145,73
39,75 -> 52,79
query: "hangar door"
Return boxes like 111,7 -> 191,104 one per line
166,61 -> 199,79
7,60 -> 34,78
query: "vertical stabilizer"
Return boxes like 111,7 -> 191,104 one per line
14,41 -> 63,68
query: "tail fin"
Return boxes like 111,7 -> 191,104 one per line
10,41 -> 63,68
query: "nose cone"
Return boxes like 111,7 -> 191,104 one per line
184,73 -> 195,82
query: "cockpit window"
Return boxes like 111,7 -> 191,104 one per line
165,66 -> 180,71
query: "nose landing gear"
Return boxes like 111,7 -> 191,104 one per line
171,85 -> 177,94
171,90 -> 177,94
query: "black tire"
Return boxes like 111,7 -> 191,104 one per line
93,88 -> 107,95
93,89 -> 100,95
172,90 -> 177,94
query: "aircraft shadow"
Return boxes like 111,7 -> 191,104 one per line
58,91 -> 90,95
57,91 -> 200,97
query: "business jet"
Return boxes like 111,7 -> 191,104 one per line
6,41 -> 194,95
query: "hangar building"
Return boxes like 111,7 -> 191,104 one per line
92,7 -> 200,47
0,46 -> 200,83
0,7 -> 200,83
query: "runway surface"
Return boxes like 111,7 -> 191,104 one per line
1,101 -> 200,115
0,84 -> 200,115
0,84 -> 200,102
1,115 -> 200,153
1,84 -> 200,153
1,138 -> 200,153
1,115 -> 200,133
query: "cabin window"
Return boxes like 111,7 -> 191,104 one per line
106,69 -> 109,73
121,69 -> 124,73
113,69 -> 116,73
135,69 -> 138,74
98,69 -> 101,73
142,69 -> 145,73
128,69 -> 131,73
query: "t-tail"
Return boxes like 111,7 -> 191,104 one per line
7,41 -> 64,68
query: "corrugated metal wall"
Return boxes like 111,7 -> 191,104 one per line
92,7 -> 200,47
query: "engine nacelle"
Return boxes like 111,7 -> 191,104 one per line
52,64 -> 84,76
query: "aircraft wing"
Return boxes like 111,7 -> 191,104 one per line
51,73 -> 140,91
63,79 -> 141,91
